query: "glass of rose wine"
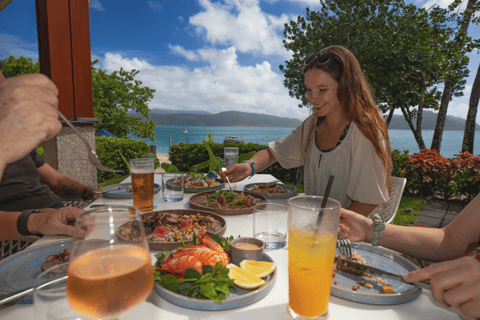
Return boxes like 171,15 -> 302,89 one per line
66,205 -> 154,319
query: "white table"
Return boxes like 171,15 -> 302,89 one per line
0,174 -> 473,320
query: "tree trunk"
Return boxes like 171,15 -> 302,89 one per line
400,106 -> 426,150
416,74 -> 426,132
462,63 -> 480,153
431,85 -> 453,152
385,106 -> 395,127
431,0 -> 474,152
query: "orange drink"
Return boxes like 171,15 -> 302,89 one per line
287,195 -> 340,320
288,230 -> 336,317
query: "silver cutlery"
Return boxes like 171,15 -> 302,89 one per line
221,167 -> 233,192
57,110 -> 122,173
0,275 -> 67,306
337,238 -> 353,261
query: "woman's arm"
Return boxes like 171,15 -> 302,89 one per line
218,149 -> 277,183
37,163 -> 102,201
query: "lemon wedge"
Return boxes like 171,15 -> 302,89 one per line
227,264 -> 265,289
239,260 -> 276,278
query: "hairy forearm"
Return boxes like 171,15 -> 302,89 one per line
50,176 -> 97,200
0,211 -> 23,241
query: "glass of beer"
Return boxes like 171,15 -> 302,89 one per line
65,205 -> 154,320
130,158 -> 154,212
287,196 -> 340,320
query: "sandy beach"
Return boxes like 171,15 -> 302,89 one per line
155,153 -> 171,173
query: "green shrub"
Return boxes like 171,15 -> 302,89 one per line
169,141 -> 301,183
95,136 -> 150,183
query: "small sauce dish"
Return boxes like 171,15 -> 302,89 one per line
230,237 -> 264,265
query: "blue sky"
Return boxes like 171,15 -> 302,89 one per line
0,0 -> 479,122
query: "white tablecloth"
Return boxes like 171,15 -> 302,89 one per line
0,174 -> 473,320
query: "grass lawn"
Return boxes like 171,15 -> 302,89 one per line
393,195 -> 426,226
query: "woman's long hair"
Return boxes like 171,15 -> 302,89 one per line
301,45 -> 392,190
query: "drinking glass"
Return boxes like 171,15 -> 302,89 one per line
253,203 -> 288,249
287,196 -> 340,320
224,147 -> 239,167
66,205 -> 154,320
162,173 -> 185,202
130,158 -> 155,212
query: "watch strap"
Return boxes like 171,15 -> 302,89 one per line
17,209 -> 41,236
242,160 -> 256,177
369,213 -> 385,246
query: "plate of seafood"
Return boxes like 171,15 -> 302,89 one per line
189,190 -> 266,216
167,173 -> 225,193
116,209 -> 226,251
331,242 -> 421,305
153,234 -> 277,310
244,182 -> 297,198
101,183 -> 161,199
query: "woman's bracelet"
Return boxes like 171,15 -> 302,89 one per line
369,214 -> 385,246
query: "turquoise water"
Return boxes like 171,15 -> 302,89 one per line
133,126 -> 480,158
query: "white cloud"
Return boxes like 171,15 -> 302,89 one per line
147,1 -> 163,12
89,0 -> 105,11
421,0 -> 467,10
262,0 -> 321,5
168,45 -> 199,61
102,49 -> 308,120
0,33 -> 38,59
464,84 -> 473,96
103,53 -> 155,71
189,0 -> 292,57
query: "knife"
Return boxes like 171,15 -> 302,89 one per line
334,257 -> 431,290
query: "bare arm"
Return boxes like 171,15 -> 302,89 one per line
37,163 -> 101,201
218,149 -> 278,183
340,194 -> 480,261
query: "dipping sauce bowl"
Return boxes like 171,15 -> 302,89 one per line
230,237 -> 264,265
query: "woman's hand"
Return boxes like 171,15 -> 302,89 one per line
217,162 -> 251,183
338,208 -> 375,242
403,256 -> 480,318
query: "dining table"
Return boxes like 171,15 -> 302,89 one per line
0,173 -> 474,320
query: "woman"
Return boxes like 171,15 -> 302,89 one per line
338,192 -> 480,318
219,46 -> 392,216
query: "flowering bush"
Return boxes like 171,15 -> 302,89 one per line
451,152 -> 480,201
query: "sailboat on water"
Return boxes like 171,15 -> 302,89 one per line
182,107 -> 188,133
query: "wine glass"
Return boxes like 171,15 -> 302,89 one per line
66,205 -> 154,320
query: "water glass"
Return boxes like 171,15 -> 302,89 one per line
162,173 -> 185,202
224,147 -> 239,167
287,196 -> 340,320
253,203 -> 288,249
130,158 -> 154,212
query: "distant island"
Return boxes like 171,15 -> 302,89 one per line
136,108 -> 479,130
142,109 -> 302,128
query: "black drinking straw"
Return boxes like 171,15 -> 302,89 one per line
315,174 -> 335,227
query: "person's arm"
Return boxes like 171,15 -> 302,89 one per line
218,149 -> 278,183
37,163 -> 102,201
347,201 -> 378,217
340,194 -> 480,261
0,207 -> 83,241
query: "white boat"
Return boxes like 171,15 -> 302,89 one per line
182,107 -> 188,133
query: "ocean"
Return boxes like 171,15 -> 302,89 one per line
137,126 -> 480,158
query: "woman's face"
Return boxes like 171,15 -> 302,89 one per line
304,68 -> 342,119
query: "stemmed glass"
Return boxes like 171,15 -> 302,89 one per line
66,205 -> 153,319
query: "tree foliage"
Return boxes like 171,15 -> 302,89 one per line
1,55 -> 156,140
280,0 -> 477,150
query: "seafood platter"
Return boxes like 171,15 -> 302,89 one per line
117,209 -> 226,251
167,173 -> 225,193
244,182 -> 297,199
189,190 -> 266,215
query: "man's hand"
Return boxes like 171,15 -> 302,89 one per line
27,207 -> 83,237
0,74 -> 61,167
404,256 -> 480,318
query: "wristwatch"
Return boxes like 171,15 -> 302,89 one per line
17,209 -> 41,236
369,214 -> 385,246
241,160 -> 256,178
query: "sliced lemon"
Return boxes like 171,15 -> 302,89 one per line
239,260 -> 276,278
227,264 -> 265,289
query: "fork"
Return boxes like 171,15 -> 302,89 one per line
57,110 -> 122,173
337,238 -> 353,261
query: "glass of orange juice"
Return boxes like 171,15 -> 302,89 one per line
66,205 -> 153,320
287,196 -> 340,320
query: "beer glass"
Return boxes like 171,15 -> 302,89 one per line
130,158 -> 154,212
287,196 -> 340,320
